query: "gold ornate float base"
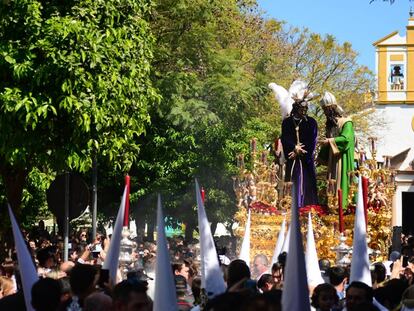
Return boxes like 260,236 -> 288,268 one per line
235,205 -> 392,265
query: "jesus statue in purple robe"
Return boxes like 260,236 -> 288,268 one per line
281,96 -> 319,208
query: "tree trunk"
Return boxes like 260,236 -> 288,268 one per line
210,221 -> 218,237
184,222 -> 194,242
0,163 -> 27,217
0,163 -> 27,242
135,215 -> 146,242
146,219 -> 155,242
225,222 -> 234,237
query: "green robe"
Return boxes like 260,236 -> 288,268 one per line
328,118 -> 355,209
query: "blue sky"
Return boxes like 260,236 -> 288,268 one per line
258,0 -> 413,71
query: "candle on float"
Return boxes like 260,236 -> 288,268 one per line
386,156 -> 391,168
362,176 -> 369,229
285,182 -> 291,196
201,187 -> 205,203
327,173 -> 332,194
250,138 -> 257,153
329,179 -> 335,194
277,138 -> 283,157
123,174 -> 131,227
240,154 -> 245,169
360,150 -> 365,164
261,151 -> 267,164
370,138 -> 376,153
338,189 -> 344,233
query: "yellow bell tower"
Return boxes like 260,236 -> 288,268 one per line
374,10 -> 414,103
407,13 -> 414,102
372,10 -> 414,235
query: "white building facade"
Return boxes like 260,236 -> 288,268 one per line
373,15 -> 414,234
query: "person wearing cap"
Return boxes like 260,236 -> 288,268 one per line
281,89 -> 319,207
318,91 -> 355,209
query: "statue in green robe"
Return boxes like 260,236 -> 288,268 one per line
318,92 -> 355,209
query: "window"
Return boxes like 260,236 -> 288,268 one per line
390,64 -> 405,90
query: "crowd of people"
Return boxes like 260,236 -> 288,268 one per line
2,220 -> 414,310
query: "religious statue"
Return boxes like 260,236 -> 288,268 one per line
317,91 -> 340,181
247,175 -> 257,205
269,80 -> 319,207
318,91 -> 355,209
233,177 -> 248,209
368,182 -> 388,209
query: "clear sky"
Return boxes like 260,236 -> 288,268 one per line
257,0 -> 413,71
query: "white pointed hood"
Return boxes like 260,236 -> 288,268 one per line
102,186 -> 127,283
281,185 -> 310,311
281,224 -> 291,254
154,195 -> 178,311
350,176 -> 372,286
8,205 -> 38,311
239,209 -> 251,267
271,217 -> 286,264
196,179 -> 226,298
305,213 -> 325,287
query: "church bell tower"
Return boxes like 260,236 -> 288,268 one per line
373,10 -> 414,234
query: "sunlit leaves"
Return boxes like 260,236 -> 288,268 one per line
0,0 -> 158,174
141,0 -> 374,229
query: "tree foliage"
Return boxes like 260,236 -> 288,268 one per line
0,0 -> 375,235
132,0 -> 375,235
0,0 -> 158,216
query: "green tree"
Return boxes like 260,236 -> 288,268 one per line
0,0 -> 375,235
0,0 -> 158,218
136,0 -> 375,240
96,1 -> 375,240
132,0 -> 280,238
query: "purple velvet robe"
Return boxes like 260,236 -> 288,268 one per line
281,116 -> 318,207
